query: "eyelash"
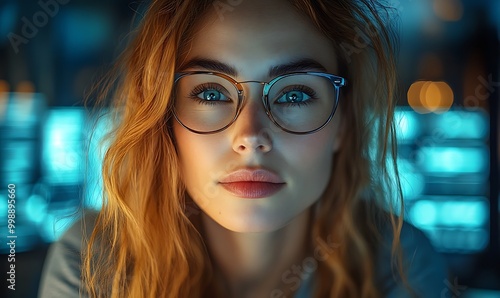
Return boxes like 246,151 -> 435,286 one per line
275,85 -> 318,107
188,83 -> 232,105
187,83 -> 318,107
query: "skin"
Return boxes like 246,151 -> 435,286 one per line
173,0 -> 344,296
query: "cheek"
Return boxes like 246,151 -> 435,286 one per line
173,124 -> 227,191
280,127 -> 339,197
290,135 -> 334,175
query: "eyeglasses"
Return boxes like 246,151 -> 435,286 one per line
173,71 -> 346,134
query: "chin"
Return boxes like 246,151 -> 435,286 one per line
216,213 -> 291,233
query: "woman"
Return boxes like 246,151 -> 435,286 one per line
39,0 -> 449,297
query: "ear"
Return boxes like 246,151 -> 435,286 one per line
331,110 -> 345,153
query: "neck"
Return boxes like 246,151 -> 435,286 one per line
200,208 -> 312,298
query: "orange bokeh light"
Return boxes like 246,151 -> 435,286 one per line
0,80 -> 9,93
408,81 -> 454,114
433,0 -> 463,21
0,80 -> 9,121
16,81 -> 35,93
407,81 -> 429,114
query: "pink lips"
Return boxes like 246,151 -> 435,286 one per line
219,169 -> 286,198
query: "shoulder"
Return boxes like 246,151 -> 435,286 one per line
375,220 -> 450,298
38,210 -> 99,298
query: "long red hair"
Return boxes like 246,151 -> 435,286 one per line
83,0 -> 406,297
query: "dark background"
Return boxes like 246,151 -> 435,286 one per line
0,0 -> 499,297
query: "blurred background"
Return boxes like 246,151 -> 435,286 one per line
0,0 -> 499,297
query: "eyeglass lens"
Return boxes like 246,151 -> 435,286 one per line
174,73 -> 337,133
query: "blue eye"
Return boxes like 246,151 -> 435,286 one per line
276,91 -> 311,103
189,83 -> 232,105
198,90 -> 227,101
274,85 -> 317,105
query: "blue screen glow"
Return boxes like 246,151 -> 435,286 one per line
42,108 -> 85,185
417,146 -> 489,174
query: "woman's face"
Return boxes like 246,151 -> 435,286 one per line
173,0 -> 343,233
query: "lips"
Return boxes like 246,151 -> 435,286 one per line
219,169 -> 286,198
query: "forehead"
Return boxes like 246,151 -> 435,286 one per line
181,0 -> 338,79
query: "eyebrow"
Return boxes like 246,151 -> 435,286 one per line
179,57 -> 328,78
180,58 -> 238,76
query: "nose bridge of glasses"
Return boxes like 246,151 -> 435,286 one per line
236,80 -> 266,94
232,80 -> 271,126
234,80 -> 268,106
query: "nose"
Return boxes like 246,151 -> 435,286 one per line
231,86 -> 273,154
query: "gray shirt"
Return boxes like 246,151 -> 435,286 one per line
38,211 -> 449,297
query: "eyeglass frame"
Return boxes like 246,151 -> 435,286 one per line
172,71 -> 347,135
